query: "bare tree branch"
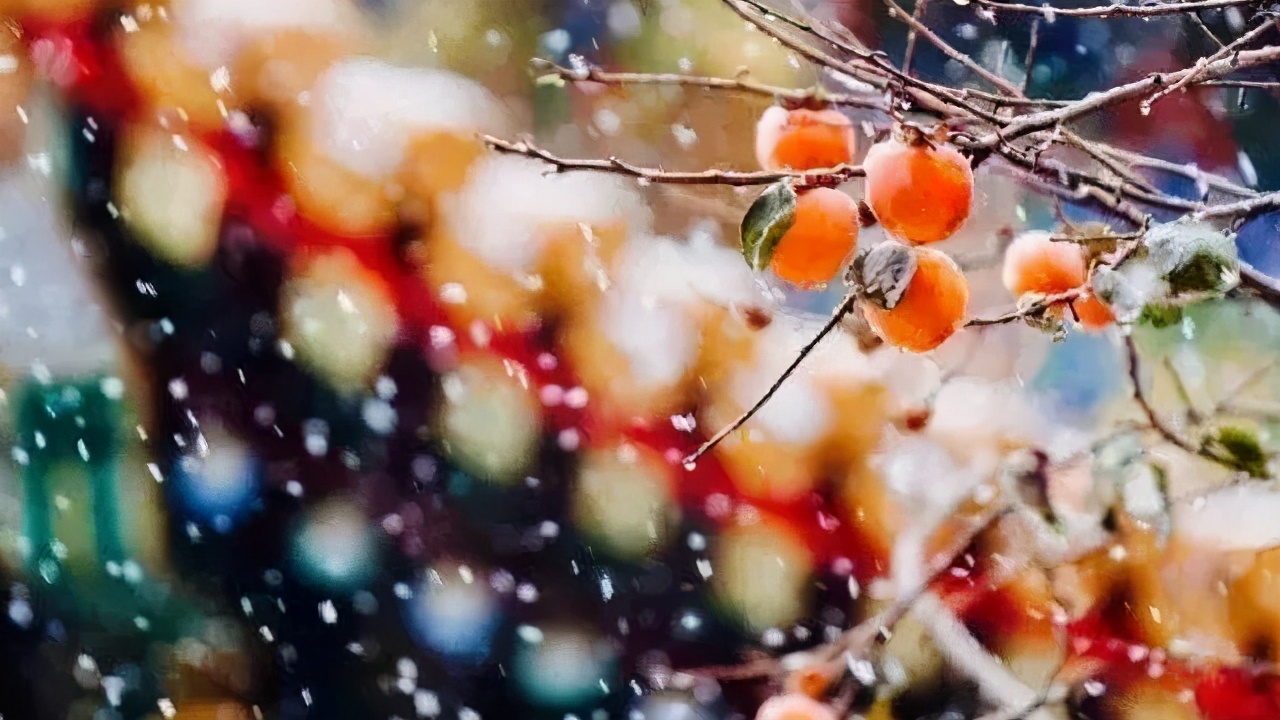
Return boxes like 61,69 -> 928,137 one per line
884,0 -> 1023,96
1022,18 -> 1041,95
984,44 -> 1280,145
965,289 -> 1084,327
1125,334 -> 1273,477
682,292 -> 859,467
1189,11 -> 1228,50
528,58 -> 889,112
973,0 -> 1261,19
1193,189 -> 1280,219
825,501 -> 1017,663
901,0 -> 928,75
1140,18 -> 1280,113
481,135 -> 863,187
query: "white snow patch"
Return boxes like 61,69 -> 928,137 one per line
173,0 -> 363,70
1173,484 -> 1280,552
441,154 -> 651,275
310,57 -> 510,179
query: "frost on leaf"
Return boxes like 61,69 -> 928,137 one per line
740,180 -> 797,272
1091,219 -> 1239,323
851,242 -> 917,310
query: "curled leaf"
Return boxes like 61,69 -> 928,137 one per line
1091,220 -> 1239,324
851,242 -> 916,310
1146,220 -> 1240,299
741,180 -> 798,271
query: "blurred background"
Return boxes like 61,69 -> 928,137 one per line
0,1 -> 1277,719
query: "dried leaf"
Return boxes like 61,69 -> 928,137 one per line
851,242 -> 916,310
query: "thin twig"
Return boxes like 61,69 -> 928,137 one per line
528,58 -> 889,111
482,135 -> 863,186
885,0 -> 1022,96
1140,18 -> 1280,113
902,0 -> 927,75
973,0 -> 1259,19
1047,230 -> 1145,244
1210,358 -> 1279,417
1189,12 -> 1228,50
826,501 -> 1017,663
1200,79 -> 1280,90
682,292 -> 858,466
1164,355 -> 1206,424
1193,189 -> 1280,220
1022,18 -> 1040,95
1126,334 -> 1201,455
983,44 -> 1280,145
964,289 -> 1084,327
1124,334 -> 1271,476
1101,146 -> 1258,199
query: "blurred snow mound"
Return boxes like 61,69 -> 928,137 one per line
312,57 -> 510,180
175,0 -> 364,69
443,154 -> 651,274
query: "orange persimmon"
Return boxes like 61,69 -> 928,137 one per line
755,106 -> 857,172
770,187 -> 859,286
861,246 -> 969,353
863,127 -> 973,244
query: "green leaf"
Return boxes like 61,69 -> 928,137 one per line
1202,425 -> 1270,478
534,73 -> 566,88
740,180 -> 797,271
1138,304 -> 1184,328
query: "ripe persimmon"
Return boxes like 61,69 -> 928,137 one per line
1001,230 -> 1087,297
756,693 -> 838,720
1002,231 -> 1115,331
863,126 -> 973,244
755,106 -> 857,172
770,187 -> 859,286
1073,291 -> 1115,331
861,246 -> 969,353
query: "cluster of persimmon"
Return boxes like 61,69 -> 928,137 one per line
751,107 -> 1114,353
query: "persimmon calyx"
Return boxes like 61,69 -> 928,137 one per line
741,179 -> 798,271
850,242 -> 916,310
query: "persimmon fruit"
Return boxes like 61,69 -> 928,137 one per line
861,245 -> 969,353
863,126 -> 973,244
755,106 -> 856,172
770,187 -> 859,286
